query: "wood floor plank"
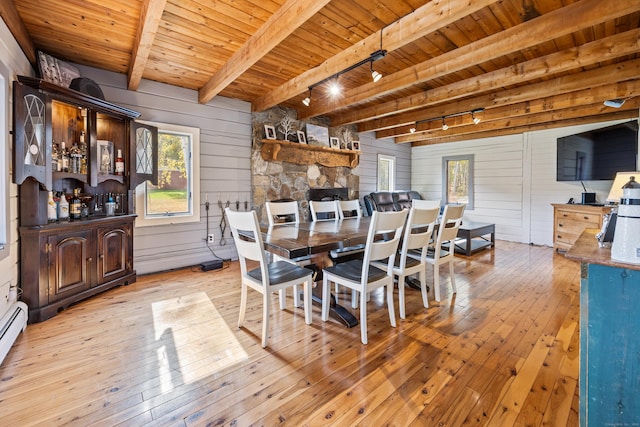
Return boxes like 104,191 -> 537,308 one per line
0,241 -> 582,426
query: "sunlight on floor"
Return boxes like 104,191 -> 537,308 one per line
151,291 -> 247,394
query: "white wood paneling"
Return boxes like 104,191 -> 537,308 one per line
357,132 -> 412,199
76,65 -> 252,274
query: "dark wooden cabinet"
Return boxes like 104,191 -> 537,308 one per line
12,76 -> 156,322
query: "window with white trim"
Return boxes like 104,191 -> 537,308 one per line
442,154 -> 474,210
377,154 -> 396,191
135,122 -> 200,227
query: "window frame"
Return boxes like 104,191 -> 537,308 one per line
442,154 -> 474,210
0,63 -> 9,260
134,121 -> 200,228
377,154 -> 396,192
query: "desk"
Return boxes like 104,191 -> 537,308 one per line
259,218 -> 372,327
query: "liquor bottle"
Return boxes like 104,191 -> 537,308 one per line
70,188 -> 82,220
51,142 -> 60,172
47,191 -> 58,223
115,149 -> 125,176
70,142 -> 81,173
58,192 -> 69,221
79,132 -> 87,174
60,142 -> 70,172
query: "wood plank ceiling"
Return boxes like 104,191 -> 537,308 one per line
4,0 -> 640,146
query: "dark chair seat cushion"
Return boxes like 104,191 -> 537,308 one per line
248,261 -> 312,285
324,259 -> 387,283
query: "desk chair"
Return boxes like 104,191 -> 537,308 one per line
416,204 -> 465,301
321,210 -> 407,344
372,206 -> 439,318
225,208 -> 312,348
309,200 -> 340,221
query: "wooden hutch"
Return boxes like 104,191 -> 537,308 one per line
13,76 -> 158,322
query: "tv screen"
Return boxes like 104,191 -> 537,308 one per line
557,120 -> 639,181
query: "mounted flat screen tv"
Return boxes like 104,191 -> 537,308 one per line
557,120 -> 639,181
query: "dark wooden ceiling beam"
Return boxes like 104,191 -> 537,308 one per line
198,0 -> 331,104
307,0 -> 639,122
0,0 -> 36,64
251,0 -> 499,112
128,0 -> 168,91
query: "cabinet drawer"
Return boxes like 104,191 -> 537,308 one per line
556,218 -> 599,235
555,231 -> 580,246
556,210 -> 601,224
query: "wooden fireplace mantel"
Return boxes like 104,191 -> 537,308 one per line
260,139 -> 359,168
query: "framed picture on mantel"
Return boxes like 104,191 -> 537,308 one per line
306,124 -> 329,147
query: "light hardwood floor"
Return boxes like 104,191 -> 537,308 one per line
0,240 -> 580,426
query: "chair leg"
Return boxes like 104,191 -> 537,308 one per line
321,276 -> 331,321
352,290 -> 358,309
386,280 -> 396,328
262,290 -> 270,348
434,263 -> 441,302
420,269 -> 429,309
397,274 -> 406,319
279,288 -> 286,310
303,278 -> 312,324
360,289 -> 368,345
449,259 -> 457,294
293,284 -> 301,308
238,281 -> 248,328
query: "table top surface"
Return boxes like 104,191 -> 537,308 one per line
565,228 -> 640,271
260,217 -> 372,259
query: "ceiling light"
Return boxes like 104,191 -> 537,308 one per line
441,117 -> 448,131
370,62 -> 382,82
409,127 -> 416,133
604,98 -> 626,108
302,88 -> 311,106
472,111 -> 480,124
329,80 -> 341,96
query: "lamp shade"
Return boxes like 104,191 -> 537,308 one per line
606,172 -> 640,203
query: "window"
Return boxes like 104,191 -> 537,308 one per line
442,155 -> 474,210
377,154 -> 396,191
0,64 -> 8,260
135,122 -> 200,227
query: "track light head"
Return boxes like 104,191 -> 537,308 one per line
371,69 -> 382,82
441,117 -> 448,131
604,98 -> 626,108
409,127 -> 416,134
302,96 -> 310,106
472,112 -> 480,124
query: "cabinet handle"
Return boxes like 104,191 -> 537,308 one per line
558,224 -> 563,227
584,216 -> 589,220
88,257 -> 92,262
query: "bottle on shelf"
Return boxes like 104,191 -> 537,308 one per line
47,191 -> 58,223
58,191 -> 69,221
115,149 -> 125,176
60,142 -> 70,173
70,142 -> 81,174
70,188 -> 82,220
79,132 -> 87,174
52,142 -> 60,172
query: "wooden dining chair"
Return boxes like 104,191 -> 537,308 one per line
417,204 -> 465,301
265,201 -> 299,226
338,199 -> 362,219
309,200 -> 340,221
412,199 -> 441,210
225,207 -> 313,348
371,206 -> 439,318
321,210 -> 408,344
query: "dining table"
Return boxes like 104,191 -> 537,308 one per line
259,217 -> 373,328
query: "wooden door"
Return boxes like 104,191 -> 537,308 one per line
97,223 -> 131,284
47,230 -> 92,302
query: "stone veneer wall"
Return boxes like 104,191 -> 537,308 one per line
252,107 -> 359,222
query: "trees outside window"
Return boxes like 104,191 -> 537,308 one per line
442,155 -> 474,210
377,154 -> 396,191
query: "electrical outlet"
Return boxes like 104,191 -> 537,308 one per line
207,234 -> 215,243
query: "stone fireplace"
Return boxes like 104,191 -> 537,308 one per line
251,107 -> 359,222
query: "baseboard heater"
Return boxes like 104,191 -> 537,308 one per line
0,302 -> 28,365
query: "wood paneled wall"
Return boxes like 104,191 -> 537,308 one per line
356,132 -> 412,197
412,119 -> 634,246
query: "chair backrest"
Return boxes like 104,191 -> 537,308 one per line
309,200 -> 339,221
265,201 -> 299,226
412,199 -> 441,210
225,208 -> 268,280
435,204 -> 465,249
363,210 -> 408,273
338,199 -> 362,219
399,206 -> 440,263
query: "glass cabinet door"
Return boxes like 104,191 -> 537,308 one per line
13,82 -> 52,190
130,121 -> 158,188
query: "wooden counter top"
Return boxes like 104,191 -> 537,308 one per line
565,228 -> 640,271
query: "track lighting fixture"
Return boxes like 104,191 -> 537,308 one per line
409,127 -> 416,133
441,117 -> 449,131
604,98 -> 626,108
472,111 -> 481,124
411,108 -> 485,133
301,28 -> 387,105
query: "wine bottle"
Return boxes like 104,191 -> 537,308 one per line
70,142 -> 81,174
70,188 -> 82,220
58,192 -> 69,221
52,142 -> 59,172
115,149 -> 125,176
47,191 -> 58,223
